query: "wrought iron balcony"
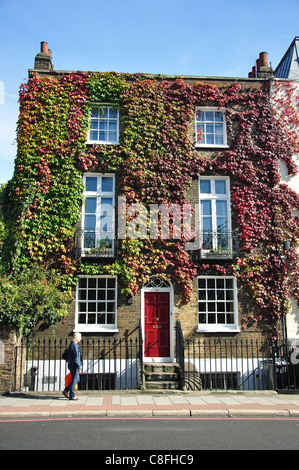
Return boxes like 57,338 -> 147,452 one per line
75,229 -> 116,259
198,231 -> 239,259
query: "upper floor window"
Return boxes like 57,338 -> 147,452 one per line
195,108 -> 228,147
88,105 -> 119,144
80,173 -> 115,257
199,177 -> 237,258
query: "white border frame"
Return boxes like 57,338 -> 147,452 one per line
86,104 -> 120,145
75,275 -> 119,333
141,279 -> 174,363
196,275 -> 240,333
195,106 -> 229,148
81,173 -> 115,258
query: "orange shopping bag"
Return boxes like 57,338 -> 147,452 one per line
65,372 -> 78,391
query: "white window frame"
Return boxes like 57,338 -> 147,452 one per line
75,275 -> 118,333
82,173 -> 115,257
195,107 -> 228,148
87,104 -> 119,145
199,176 -> 231,254
197,276 -> 239,333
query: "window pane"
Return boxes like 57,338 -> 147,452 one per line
79,302 -> 86,312
215,112 -> 223,121
100,108 -> 108,118
216,200 -> 227,216
201,200 -> 211,215
108,131 -> 117,142
107,290 -> 115,300
215,180 -> 226,194
196,110 -> 204,121
98,302 -> 106,312
89,278 -> 97,288
198,290 -> 206,300
99,121 -> 108,130
107,314 -> 115,324
88,302 -> 97,312
205,111 -> 214,121
98,278 -> 106,288
202,218 -> 212,232
102,177 -> 113,192
85,215 -> 96,230
206,134 -> 214,144
107,278 -> 116,288
215,123 -> 223,134
200,180 -> 211,194
90,130 -> 98,141
109,108 -> 118,119
86,177 -> 97,192
215,135 -> 224,145
88,314 -> 96,324
85,198 -> 97,213
88,290 -> 96,300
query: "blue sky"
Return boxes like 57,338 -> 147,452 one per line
0,0 -> 298,184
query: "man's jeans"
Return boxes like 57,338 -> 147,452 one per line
65,366 -> 80,399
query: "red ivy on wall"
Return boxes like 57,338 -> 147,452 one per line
8,72 -> 299,330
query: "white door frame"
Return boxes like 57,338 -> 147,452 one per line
141,276 -> 174,363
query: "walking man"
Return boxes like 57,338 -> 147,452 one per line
63,332 -> 82,400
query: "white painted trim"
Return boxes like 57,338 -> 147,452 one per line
141,280 -> 174,363
196,275 -> 239,332
75,275 -> 118,333
195,106 -> 228,147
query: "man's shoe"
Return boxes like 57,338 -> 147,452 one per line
62,390 -> 69,399
69,397 -> 79,401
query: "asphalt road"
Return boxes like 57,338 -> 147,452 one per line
1,416 -> 299,451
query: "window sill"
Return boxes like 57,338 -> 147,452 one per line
74,326 -> 119,333
196,326 -> 240,333
86,141 -> 120,146
195,143 -> 229,149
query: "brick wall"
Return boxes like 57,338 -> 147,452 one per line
0,328 -> 22,395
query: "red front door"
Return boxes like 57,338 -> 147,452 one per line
144,292 -> 170,358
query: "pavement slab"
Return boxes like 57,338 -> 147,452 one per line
1,391 -> 299,419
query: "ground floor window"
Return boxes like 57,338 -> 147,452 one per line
75,276 -> 117,332
197,276 -> 239,332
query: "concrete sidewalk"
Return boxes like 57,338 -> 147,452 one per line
1,390 -> 299,419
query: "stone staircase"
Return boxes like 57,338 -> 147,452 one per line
143,363 -> 182,390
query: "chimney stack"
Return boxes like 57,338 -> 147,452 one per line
248,51 -> 273,78
34,41 -> 53,72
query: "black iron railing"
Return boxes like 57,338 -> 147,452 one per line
175,321 -> 299,391
199,231 -> 239,259
13,328 -> 299,392
14,336 -> 142,392
75,229 -> 116,258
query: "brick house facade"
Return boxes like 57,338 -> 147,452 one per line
1,41 -> 298,392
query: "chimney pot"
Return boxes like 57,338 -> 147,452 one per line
259,52 -> 269,68
41,41 -> 49,54
256,58 -> 260,72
